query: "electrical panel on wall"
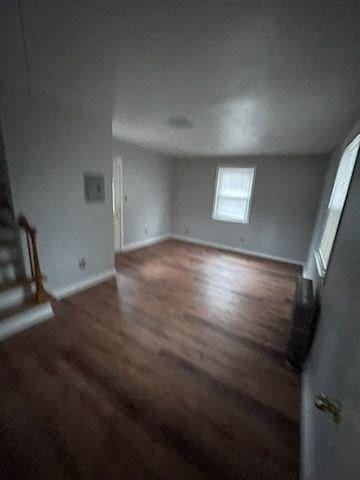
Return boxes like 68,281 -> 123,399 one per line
84,173 -> 105,203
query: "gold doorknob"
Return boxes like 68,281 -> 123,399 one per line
315,393 -> 341,423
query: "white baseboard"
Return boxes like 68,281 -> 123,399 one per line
0,301 -> 53,341
52,268 -> 116,300
120,234 -> 171,253
170,234 -> 304,267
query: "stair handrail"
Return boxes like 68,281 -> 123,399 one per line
18,214 -> 51,303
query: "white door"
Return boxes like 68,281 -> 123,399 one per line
303,158 -> 360,479
305,286 -> 360,480
112,157 -> 123,252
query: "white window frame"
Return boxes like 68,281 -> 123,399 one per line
212,166 -> 256,224
315,134 -> 360,278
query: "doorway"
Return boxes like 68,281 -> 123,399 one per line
112,157 -> 123,253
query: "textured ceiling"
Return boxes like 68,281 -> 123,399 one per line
112,0 -> 360,156
1,0 -> 360,157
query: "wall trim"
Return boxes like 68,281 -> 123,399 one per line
52,268 -> 116,300
170,234 -> 304,267
120,234 -> 171,253
0,302 -> 53,341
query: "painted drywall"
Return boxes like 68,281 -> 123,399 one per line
0,1 -> 115,292
171,155 -> 328,264
302,118 -> 360,480
113,141 -> 173,248
1,94 -> 114,292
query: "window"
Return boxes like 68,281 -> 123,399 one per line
315,134 -> 360,277
213,167 -> 256,223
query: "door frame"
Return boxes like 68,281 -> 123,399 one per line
112,156 -> 124,253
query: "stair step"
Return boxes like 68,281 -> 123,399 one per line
0,227 -> 19,243
0,298 -> 40,321
0,219 -> 17,228
0,258 -> 21,268
0,224 -> 18,231
0,277 -> 32,310
0,211 -> 16,225
0,299 -> 53,341
0,243 -> 21,254
0,208 -> 14,218
0,238 -> 17,245
0,205 -> 13,214
0,277 -> 32,293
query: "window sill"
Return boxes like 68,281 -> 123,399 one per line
212,215 -> 249,224
314,250 -> 326,279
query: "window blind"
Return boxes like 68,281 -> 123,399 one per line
317,135 -> 360,275
213,167 -> 255,223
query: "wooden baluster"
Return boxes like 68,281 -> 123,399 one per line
18,214 -> 51,303
28,225 -> 49,303
25,229 -> 35,279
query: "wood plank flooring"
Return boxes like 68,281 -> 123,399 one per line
0,239 -> 301,480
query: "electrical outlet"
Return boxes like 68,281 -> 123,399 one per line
240,237 -> 244,243
185,228 -> 189,234
144,228 -> 148,235
79,257 -> 87,270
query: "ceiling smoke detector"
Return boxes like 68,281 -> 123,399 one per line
168,115 -> 194,130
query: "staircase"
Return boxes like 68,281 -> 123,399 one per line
0,142 -> 53,340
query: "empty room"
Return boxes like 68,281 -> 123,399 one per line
1,1 -> 360,479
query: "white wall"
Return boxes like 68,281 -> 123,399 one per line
302,118 -> 360,480
113,141 -> 173,248
1,94 -> 114,292
171,155 -> 328,264
0,1 -> 115,293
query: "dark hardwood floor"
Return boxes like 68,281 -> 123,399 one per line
0,239 -> 301,480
